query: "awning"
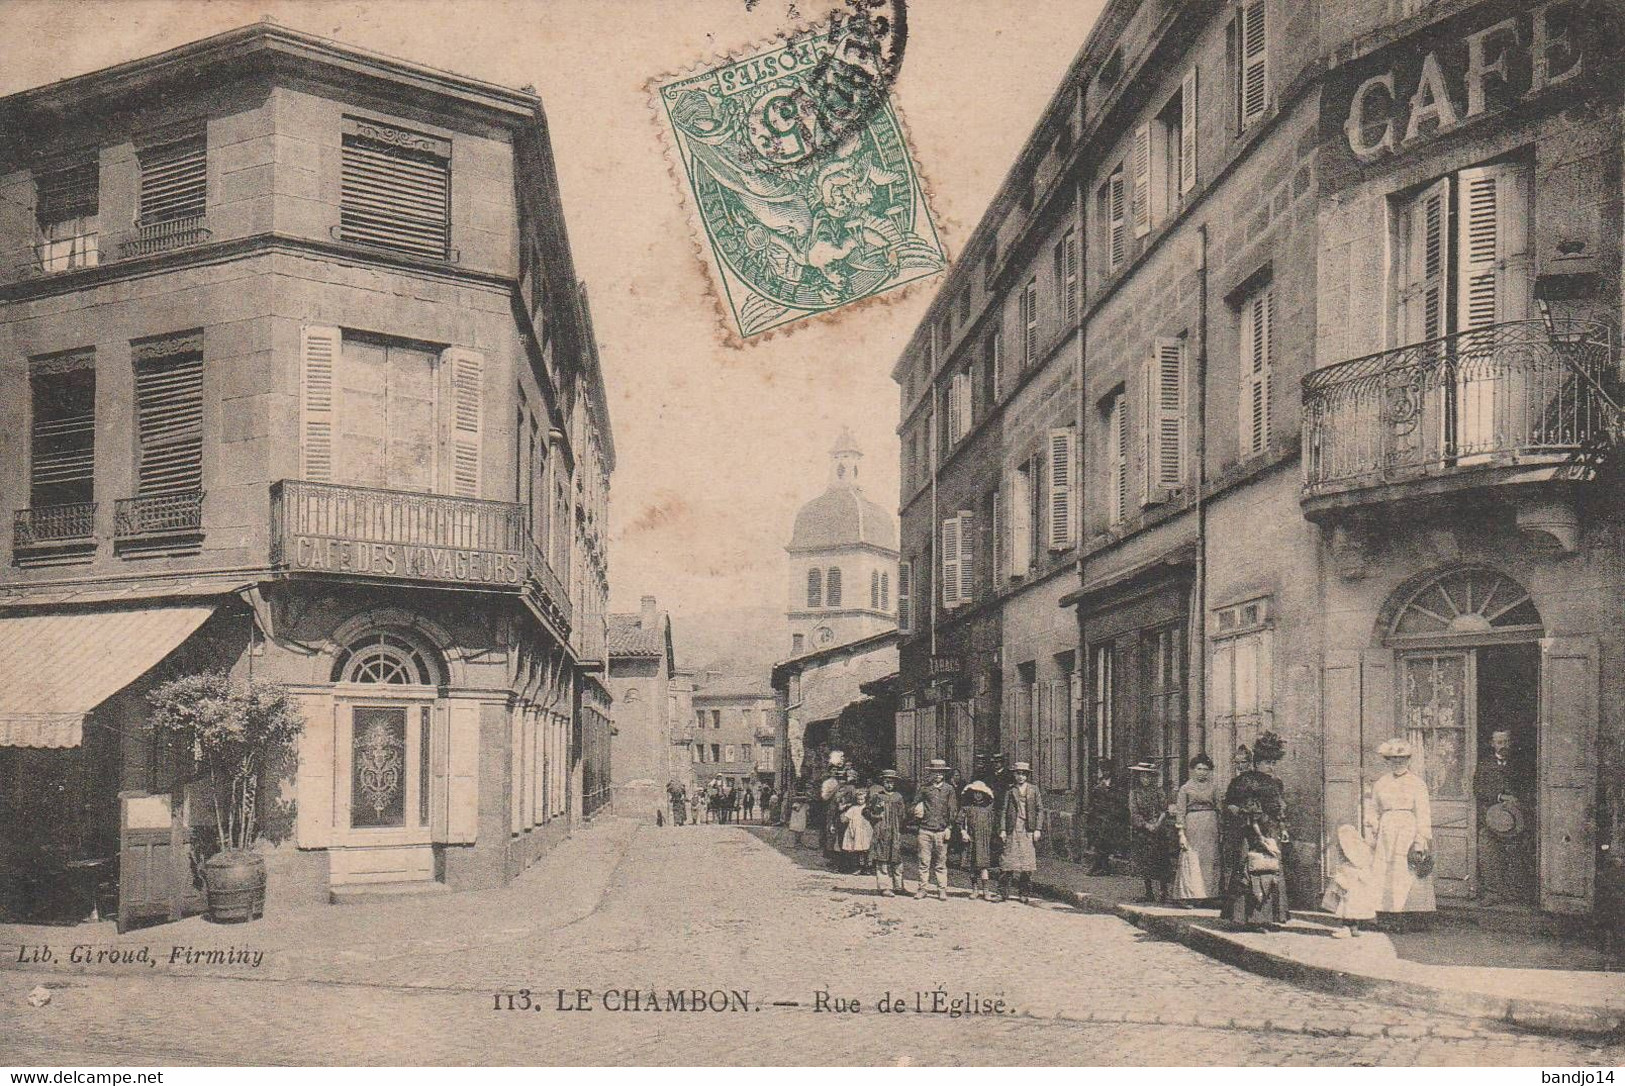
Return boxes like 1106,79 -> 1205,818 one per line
0,604 -> 219,749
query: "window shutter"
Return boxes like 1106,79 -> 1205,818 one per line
29,362 -> 96,507
881,571 -> 889,611
957,511 -> 975,603
827,566 -> 842,607
293,694 -> 336,848
36,161 -> 99,224
1108,173 -> 1127,271
941,517 -> 961,607
897,561 -> 912,632
1023,279 -> 1038,364
1241,291 -> 1272,456
1180,68 -> 1199,195
135,353 -> 203,496
1143,339 -> 1186,497
955,371 -> 973,438
1132,123 -> 1153,237
1047,427 -> 1075,549
1399,178 -> 1450,345
1109,395 -> 1128,525
137,135 -> 206,225
991,489 -> 1002,585
300,326 -> 339,482
341,133 -> 450,259
989,330 -> 1003,401
1239,0 -> 1269,127
1457,162 -> 1532,334
1010,467 -> 1032,577
443,347 -> 485,497
440,701 -> 480,843
871,569 -> 881,609
808,567 -> 822,607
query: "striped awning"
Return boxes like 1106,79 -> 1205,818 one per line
0,604 -> 218,748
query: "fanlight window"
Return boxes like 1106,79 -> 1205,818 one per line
1388,568 -> 1541,641
333,631 -> 442,686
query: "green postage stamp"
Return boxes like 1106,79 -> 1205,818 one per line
653,30 -> 945,343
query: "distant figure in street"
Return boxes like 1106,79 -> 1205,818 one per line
689,787 -> 703,826
866,770 -> 907,896
832,768 -> 863,873
914,759 -> 958,900
1173,755 -> 1220,904
999,762 -> 1044,904
1086,768 -> 1126,875
1368,738 -> 1435,929
840,775 -> 874,871
960,781 -> 998,901
667,779 -> 687,827
743,786 -> 756,822
1129,762 -> 1172,904
1221,733 -> 1291,930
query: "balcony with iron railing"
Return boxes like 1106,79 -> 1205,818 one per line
117,215 -> 210,260
269,480 -> 572,631
115,490 -> 204,541
13,501 -> 97,551
1302,318 -> 1619,519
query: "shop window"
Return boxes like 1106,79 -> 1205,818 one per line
1142,625 -> 1186,787
1092,643 -> 1116,765
340,119 -> 451,259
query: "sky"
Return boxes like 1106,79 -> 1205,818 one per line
0,0 -> 1099,620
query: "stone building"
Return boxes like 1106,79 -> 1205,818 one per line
0,24 -> 613,916
786,429 -> 899,657
892,0 -> 1623,915
688,673 -> 778,788
606,596 -> 677,810
772,629 -> 898,796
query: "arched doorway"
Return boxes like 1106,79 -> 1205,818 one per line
1383,567 -> 1543,907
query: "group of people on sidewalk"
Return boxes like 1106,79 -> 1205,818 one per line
813,752 -> 1046,904
1089,730 -> 1441,935
663,777 -> 774,827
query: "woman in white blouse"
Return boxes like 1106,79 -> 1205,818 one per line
1367,738 -> 1437,923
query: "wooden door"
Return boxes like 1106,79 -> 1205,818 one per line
117,791 -> 186,933
1400,652 -> 1476,899
1539,636 -> 1597,914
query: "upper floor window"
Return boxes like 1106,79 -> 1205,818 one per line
34,161 -> 99,273
340,119 -> 451,260
807,567 -> 823,608
1046,427 -> 1076,551
132,333 -> 204,499
940,510 -> 974,609
1053,229 -> 1079,325
1107,389 -> 1129,526
1101,169 -> 1127,274
870,569 -> 881,609
1020,277 -> 1038,367
1235,1 -> 1270,130
1239,287 -> 1274,458
896,561 -> 913,633
985,328 -> 1004,405
1142,338 -> 1187,502
826,566 -> 843,607
28,352 -> 96,511
137,135 -> 206,226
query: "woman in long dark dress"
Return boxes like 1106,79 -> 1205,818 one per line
1221,732 -> 1290,929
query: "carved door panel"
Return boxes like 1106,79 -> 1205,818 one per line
1400,652 -> 1476,899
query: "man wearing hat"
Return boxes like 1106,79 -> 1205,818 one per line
1474,728 -> 1533,906
866,770 -> 908,895
914,759 -> 958,900
998,761 -> 1044,903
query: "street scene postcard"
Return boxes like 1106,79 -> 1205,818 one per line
1,0 -> 1624,1074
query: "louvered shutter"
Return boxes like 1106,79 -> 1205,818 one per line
341,135 -> 450,258
897,561 -> 912,632
871,569 -> 881,609
1109,395 -> 1128,525
1239,0 -> 1269,127
1241,292 -> 1272,456
988,330 -> 1004,401
135,353 -> 203,496
300,326 -> 339,482
955,371 -> 973,438
1010,467 -> 1032,577
1108,173 -> 1127,271
1132,123 -> 1153,237
808,567 -> 822,608
36,161 -> 98,224
1023,279 -> 1038,364
827,566 -> 842,607
881,570 -> 889,611
1180,68 -> 1199,195
957,511 -> 975,603
991,489 -> 1002,584
1143,339 -> 1185,498
1457,162 -> 1532,333
941,517 -> 961,607
29,362 -> 95,507
1399,179 -> 1449,345
137,136 -> 206,225
1063,229 -> 1079,323
443,348 -> 485,497
1048,427 -> 1075,549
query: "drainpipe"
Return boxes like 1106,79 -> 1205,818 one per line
1191,224 -> 1211,758
1073,176 -> 1088,826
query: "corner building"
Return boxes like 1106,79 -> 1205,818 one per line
0,25 -> 613,911
894,0 -> 1622,916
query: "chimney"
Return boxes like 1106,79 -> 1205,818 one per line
640,595 -> 658,629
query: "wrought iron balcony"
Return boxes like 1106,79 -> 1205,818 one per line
1302,319 -> 1618,510
115,491 -> 204,539
13,501 -> 97,548
118,216 -> 209,259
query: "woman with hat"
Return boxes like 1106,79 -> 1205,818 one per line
1128,763 -> 1173,904
959,779 -> 999,901
1367,738 -> 1436,925
1221,732 -> 1291,929
866,770 -> 907,896
998,761 -> 1044,904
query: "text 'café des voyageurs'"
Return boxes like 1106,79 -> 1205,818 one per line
0,24 -> 616,926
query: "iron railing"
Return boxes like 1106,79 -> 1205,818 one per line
118,216 -> 209,259
13,502 -> 96,547
115,490 -> 204,537
1302,319 -> 1617,496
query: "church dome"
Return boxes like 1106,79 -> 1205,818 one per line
786,428 -> 897,553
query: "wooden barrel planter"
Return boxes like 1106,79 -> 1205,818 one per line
202,850 -> 266,922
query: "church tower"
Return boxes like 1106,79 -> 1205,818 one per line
785,428 -> 898,656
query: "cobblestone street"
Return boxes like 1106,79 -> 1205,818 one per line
4,819 -> 1623,1066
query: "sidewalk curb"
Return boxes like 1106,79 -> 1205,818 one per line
1032,876 -> 1625,1039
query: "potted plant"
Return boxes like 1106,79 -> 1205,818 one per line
147,673 -> 301,922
